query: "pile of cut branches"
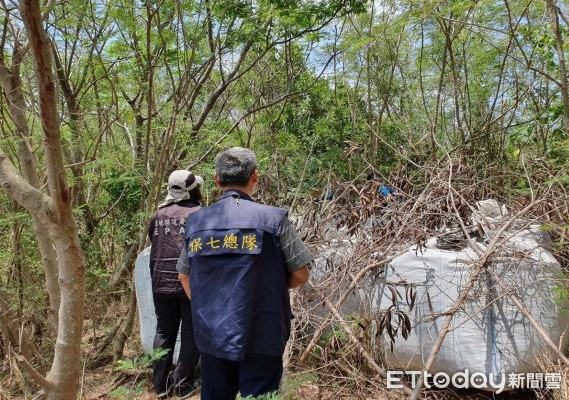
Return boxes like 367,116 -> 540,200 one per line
287,156 -> 569,400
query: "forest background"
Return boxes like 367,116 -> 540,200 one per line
0,0 -> 568,399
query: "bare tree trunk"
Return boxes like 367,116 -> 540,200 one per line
45,223 -> 85,400
431,35 -> 448,158
108,241 -> 139,290
545,0 -> 569,135
53,47 -> 95,230
0,49 -> 60,331
112,284 -> 137,362
0,2 -> 89,399
34,213 -> 60,331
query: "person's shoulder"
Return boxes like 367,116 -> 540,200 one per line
252,202 -> 288,217
187,205 -> 205,217
187,200 -> 217,222
149,209 -> 160,221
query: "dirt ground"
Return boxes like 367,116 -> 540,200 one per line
114,385 -> 390,400
73,356 -> 547,400
83,377 -> 537,400
81,370 -> 394,400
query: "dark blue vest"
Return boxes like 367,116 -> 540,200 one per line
185,190 -> 291,361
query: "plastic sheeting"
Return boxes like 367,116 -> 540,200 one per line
134,246 -> 181,362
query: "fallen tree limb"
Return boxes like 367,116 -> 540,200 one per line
408,257 -> 489,400
300,257 -> 399,362
108,241 -> 139,290
112,281 -> 138,361
9,352 -> 32,396
301,180 -> 440,363
10,349 -> 51,391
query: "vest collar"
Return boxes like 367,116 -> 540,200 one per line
220,189 -> 254,202
159,198 -> 200,208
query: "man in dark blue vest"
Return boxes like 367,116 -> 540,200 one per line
177,147 -> 312,400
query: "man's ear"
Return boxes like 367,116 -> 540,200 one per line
214,175 -> 222,187
250,169 -> 259,184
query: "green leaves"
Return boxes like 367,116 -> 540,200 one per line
114,347 -> 170,371
103,170 -> 143,213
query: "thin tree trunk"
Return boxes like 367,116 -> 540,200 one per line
431,38 -> 448,158
545,0 -> 569,135
53,47 -> 93,224
0,292 -> 35,361
0,54 -> 60,331
11,220 -> 24,315
112,284 -> 137,362
18,1 -> 86,399
108,241 -> 139,289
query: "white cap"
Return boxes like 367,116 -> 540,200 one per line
159,170 -> 204,208
167,170 -> 204,192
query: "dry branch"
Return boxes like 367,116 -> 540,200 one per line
492,273 -> 569,368
10,349 -> 51,390
288,155 -> 569,399
310,281 -> 413,396
408,186 -> 545,399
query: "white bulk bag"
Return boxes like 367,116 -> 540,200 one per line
134,246 -> 181,362
365,227 -> 566,388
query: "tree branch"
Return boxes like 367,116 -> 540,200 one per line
492,273 -> 569,368
191,40 -> 254,135
10,349 -> 52,390
20,0 -> 71,220
0,147 -> 51,222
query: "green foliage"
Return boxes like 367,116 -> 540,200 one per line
320,327 -> 348,347
114,348 -> 170,372
238,392 -> 282,400
552,286 -> 569,314
102,170 -> 144,215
